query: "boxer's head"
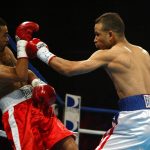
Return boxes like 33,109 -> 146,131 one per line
0,17 -> 9,52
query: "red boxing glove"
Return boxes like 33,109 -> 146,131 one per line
16,21 -> 39,41
26,38 -> 55,63
32,79 -> 56,116
26,38 -> 46,58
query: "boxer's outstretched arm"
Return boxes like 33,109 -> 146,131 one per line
26,38 -> 113,76
49,49 -> 110,76
48,56 -> 96,76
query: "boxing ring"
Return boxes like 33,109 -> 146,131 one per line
0,36 -> 119,149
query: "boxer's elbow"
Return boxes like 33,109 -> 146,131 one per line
61,70 -> 74,77
17,73 -> 28,82
51,62 -> 79,76
18,76 -> 28,82
60,67 -> 78,77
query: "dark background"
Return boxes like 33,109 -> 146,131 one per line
0,0 -> 150,149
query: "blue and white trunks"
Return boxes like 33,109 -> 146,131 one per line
95,94 -> 150,150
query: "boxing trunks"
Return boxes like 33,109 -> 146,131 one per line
95,94 -> 150,150
0,85 -> 74,150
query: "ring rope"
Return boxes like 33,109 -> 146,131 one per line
79,128 -> 105,135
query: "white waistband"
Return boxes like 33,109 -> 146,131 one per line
0,85 -> 32,113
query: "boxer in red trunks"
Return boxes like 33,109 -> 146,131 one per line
0,18 -> 78,150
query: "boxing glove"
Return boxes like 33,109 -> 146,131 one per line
26,38 -> 55,63
16,21 -> 39,59
31,78 -> 56,115
16,21 -> 39,41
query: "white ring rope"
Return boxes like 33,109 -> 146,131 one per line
0,129 -> 7,138
79,128 -> 105,135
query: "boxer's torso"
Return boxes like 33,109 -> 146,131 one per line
105,43 -> 150,99
0,47 -> 26,98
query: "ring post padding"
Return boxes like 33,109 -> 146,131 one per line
64,94 -> 81,145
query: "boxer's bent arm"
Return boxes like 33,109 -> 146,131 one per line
5,47 -> 17,65
27,70 -> 38,84
0,47 -> 28,82
0,61 -> 28,82
16,58 -> 28,80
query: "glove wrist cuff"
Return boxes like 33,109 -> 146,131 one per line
17,40 -> 28,58
37,47 -> 55,64
31,78 -> 46,87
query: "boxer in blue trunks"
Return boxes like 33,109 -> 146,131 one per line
23,12 -> 150,149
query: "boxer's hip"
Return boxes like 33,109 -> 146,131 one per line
0,85 -> 32,113
118,94 -> 150,111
